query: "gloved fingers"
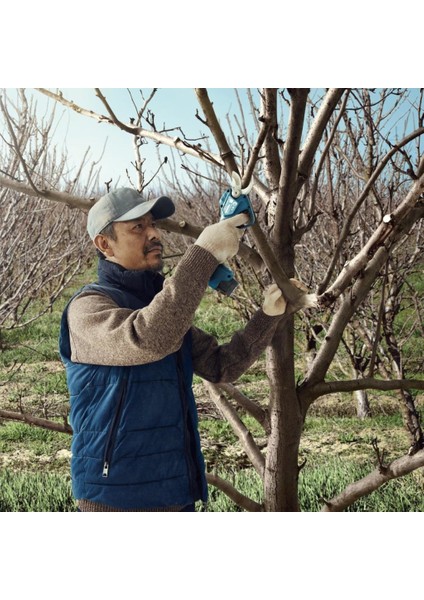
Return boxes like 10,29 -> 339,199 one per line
264,283 -> 280,298
224,213 -> 249,228
263,283 -> 287,316
266,283 -> 279,294
289,278 -> 309,293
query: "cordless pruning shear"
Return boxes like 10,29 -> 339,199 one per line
208,172 -> 255,296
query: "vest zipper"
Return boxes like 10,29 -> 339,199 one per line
176,351 -> 198,499
102,379 -> 128,478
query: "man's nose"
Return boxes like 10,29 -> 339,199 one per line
147,225 -> 161,240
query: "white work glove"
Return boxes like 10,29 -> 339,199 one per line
195,213 -> 248,263
263,279 -> 311,316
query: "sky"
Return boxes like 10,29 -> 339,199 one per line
23,88 -> 261,194
20,87 -> 422,199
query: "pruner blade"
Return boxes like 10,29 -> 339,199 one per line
231,171 -> 253,198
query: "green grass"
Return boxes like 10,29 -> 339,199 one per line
194,290 -> 245,341
0,421 -> 71,462
1,459 -> 422,512
203,459 -> 424,512
0,266 -> 96,366
298,458 -> 424,512
0,469 -> 76,512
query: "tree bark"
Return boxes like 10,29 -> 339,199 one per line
263,319 -> 303,511
355,387 -> 371,419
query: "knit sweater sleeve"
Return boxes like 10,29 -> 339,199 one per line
191,311 -> 285,383
67,245 -> 218,366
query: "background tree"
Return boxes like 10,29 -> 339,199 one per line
0,90 -> 99,336
0,87 -> 423,512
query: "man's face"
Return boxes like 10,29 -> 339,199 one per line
95,213 -> 164,271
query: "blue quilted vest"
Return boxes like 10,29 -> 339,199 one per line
59,259 -> 208,510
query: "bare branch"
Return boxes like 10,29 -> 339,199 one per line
321,171 -> 424,303
36,88 -> 114,124
273,88 -> 309,240
297,88 -> 346,190
305,377 -> 424,400
94,88 -> 137,135
204,381 -> 265,478
320,448 -> 424,512
206,472 -> 264,511
36,88 -> 224,166
261,88 -> 281,191
0,95 -> 41,195
319,127 -> 424,294
309,90 -> 351,219
194,88 -> 239,174
0,409 -> 72,435
216,382 -> 270,434
0,174 -> 94,210
242,118 -> 270,188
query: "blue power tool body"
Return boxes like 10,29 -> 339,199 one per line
208,175 -> 255,296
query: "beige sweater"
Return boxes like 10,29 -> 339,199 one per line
67,245 -> 283,512
67,246 -> 283,382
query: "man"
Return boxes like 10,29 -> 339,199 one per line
59,187 -> 294,512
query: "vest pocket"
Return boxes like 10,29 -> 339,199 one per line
102,379 -> 127,478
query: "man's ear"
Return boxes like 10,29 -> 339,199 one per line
93,234 -> 114,258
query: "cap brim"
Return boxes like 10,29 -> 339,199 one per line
113,196 -> 175,222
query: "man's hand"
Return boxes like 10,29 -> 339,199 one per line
262,279 -> 309,316
195,214 -> 248,263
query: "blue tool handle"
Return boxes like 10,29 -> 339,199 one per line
219,190 -> 256,228
208,264 -> 239,296
207,188 -> 254,295
208,264 -> 234,289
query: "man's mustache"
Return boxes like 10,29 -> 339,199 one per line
144,242 -> 164,255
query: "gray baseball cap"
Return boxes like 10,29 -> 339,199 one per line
87,187 -> 175,240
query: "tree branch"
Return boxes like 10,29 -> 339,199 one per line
36,88 -> 225,167
0,409 -> 72,435
320,448 -> 424,512
206,472 -> 264,511
194,88 -> 239,174
204,382 -> 265,478
0,174 -> 94,210
94,88 -> 137,135
306,377 -> 424,400
216,382 -> 270,434
194,88 -> 314,309
0,95 -> 41,195
242,118 -> 270,189
261,88 -> 281,192
304,245 -> 391,389
274,88 -> 309,241
320,171 -> 424,304
318,128 -> 424,295
296,88 -> 346,193
308,90 -> 350,220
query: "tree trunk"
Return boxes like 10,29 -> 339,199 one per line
263,318 -> 303,511
355,387 -> 371,419
352,367 -> 371,418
